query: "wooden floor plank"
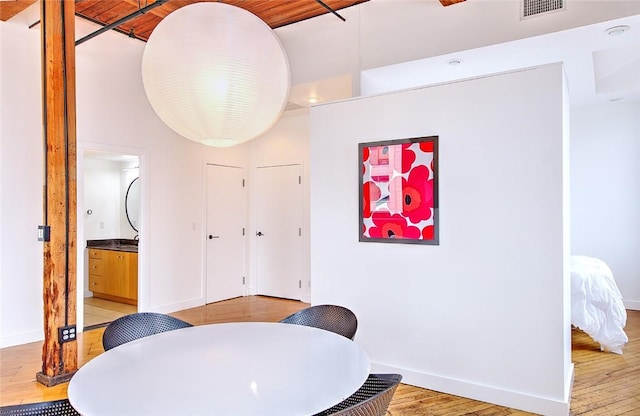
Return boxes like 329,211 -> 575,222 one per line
1,297 -> 638,415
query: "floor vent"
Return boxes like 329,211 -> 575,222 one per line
522,0 -> 565,19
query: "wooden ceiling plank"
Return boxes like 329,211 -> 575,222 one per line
439,0 -> 466,6
71,0 -> 369,43
94,4 -> 138,25
130,0 -> 192,19
119,14 -> 162,40
0,0 -> 37,21
253,1 -> 320,27
255,0 -> 359,29
74,0 -> 103,14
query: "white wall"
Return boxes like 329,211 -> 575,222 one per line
0,11 -> 252,347
246,109 -> 311,301
0,22 -> 3,339
83,159 -> 125,240
0,13 -> 45,347
355,1 -> 640,71
74,17 -> 253,318
571,101 -> 640,310
276,0 -> 640,88
310,65 -> 572,415
0,8 -> 630,415
0,6 -> 316,346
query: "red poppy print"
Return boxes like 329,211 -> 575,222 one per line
400,144 -> 416,173
362,181 -> 381,218
360,136 -> 438,244
368,211 -> 421,239
362,147 -> 370,176
404,165 -> 433,223
420,141 -> 434,153
387,165 -> 433,223
422,225 -> 435,241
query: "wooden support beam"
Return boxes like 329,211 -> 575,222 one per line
36,0 -> 78,387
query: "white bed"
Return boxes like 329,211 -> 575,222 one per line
571,255 -> 628,354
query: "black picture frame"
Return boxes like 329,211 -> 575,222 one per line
358,136 -> 439,245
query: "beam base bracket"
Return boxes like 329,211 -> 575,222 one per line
35,370 -> 76,387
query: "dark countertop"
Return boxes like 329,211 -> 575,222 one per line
87,239 -> 138,253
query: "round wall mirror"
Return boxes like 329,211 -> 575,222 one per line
125,177 -> 140,232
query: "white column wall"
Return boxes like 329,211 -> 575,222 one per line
571,101 -> 640,310
0,13 -> 44,348
310,65 -> 571,415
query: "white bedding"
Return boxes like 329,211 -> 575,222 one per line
571,255 -> 628,354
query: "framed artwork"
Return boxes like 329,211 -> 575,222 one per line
359,136 -> 439,245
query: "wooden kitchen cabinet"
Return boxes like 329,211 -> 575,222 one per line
88,248 -> 138,305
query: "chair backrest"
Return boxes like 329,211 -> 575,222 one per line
279,304 -> 358,340
102,312 -> 193,351
313,373 -> 402,416
0,399 -> 80,416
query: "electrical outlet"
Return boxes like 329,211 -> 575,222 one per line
58,325 -> 77,343
37,225 -> 50,242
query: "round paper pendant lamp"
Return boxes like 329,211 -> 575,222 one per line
141,3 -> 290,147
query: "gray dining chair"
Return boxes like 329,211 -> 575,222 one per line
279,304 -> 358,340
102,312 -> 193,351
313,373 -> 402,416
0,399 -> 80,416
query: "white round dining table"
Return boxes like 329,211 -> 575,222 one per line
68,322 -> 370,415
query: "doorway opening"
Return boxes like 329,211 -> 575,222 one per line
81,150 -> 140,330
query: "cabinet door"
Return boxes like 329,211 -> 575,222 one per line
122,252 -> 138,301
88,249 -> 137,304
104,251 -> 126,297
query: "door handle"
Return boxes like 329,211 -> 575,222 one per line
208,235 -> 220,239
256,231 -> 264,236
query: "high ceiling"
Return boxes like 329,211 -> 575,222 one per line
3,1 -> 637,109
1,0 -> 464,40
1,1 -> 368,38
75,0 -> 370,42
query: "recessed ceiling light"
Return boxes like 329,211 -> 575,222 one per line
308,96 -> 319,104
447,58 -> 463,66
605,25 -> 630,36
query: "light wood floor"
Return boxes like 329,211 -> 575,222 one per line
83,297 -> 137,328
1,296 -> 638,415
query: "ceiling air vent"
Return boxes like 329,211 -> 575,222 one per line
522,0 -> 565,19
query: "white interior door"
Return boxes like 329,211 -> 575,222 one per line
255,164 -> 303,300
206,164 -> 245,304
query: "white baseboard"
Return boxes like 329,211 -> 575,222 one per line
372,361 -> 573,416
150,297 -> 205,314
565,362 -> 575,406
0,329 -> 43,349
623,299 -> 640,311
